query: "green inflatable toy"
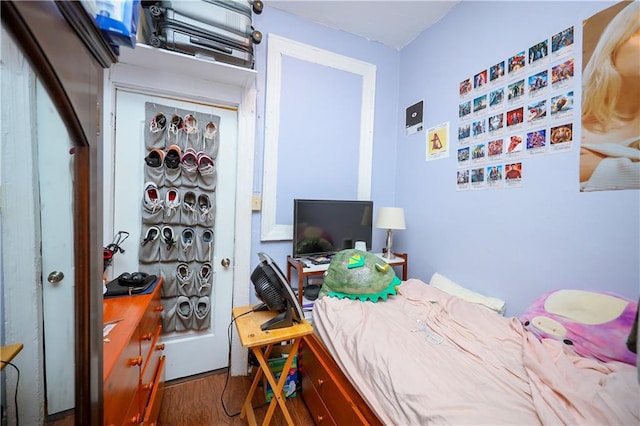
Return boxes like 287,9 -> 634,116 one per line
318,249 -> 401,302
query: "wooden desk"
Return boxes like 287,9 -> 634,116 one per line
233,305 -> 313,426
287,252 -> 408,306
0,343 -> 23,370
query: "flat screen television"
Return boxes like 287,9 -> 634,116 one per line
292,199 -> 373,259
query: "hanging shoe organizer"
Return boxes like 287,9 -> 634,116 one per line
139,102 -> 220,332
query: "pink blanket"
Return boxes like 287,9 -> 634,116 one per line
313,279 -> 639,425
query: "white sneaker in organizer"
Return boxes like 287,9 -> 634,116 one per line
181,190 -> 198,227
144,148 -> 165,186
176,295 -> 193,331
138,225 -> 161,264
166,114 -> 184,148
193,296 -> 211,330
201,120 -> 219,159
164,145 -> 182,187
164,187 -> 181,224
180,148 -> 199,188
160,225 -> 178,262
197,262 -> 212,297
198,193 -> 214,226
146,112 -> 166,150
197,228 -> 214,262
176,262 -> 194,296
141,182 -> 164,224
183,114 -> 199,151
178,227 -> 196,263
197,152 -> 217,191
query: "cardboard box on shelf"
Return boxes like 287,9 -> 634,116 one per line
264,343 -> 298,402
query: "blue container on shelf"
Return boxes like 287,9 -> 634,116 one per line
89,0 -> 141,48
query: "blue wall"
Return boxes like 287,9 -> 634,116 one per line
251,2 -> 639,315
397,1 -> 639,315
251,8 -> 401,275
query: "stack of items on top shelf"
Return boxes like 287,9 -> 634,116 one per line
139,101 -> 220,332
139,0 -> 264,69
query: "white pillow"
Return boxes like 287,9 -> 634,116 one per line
429,272 -> 506,314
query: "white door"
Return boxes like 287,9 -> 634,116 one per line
37,79 -> 76,413
112,89 -> 237,380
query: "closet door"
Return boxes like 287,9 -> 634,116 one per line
112,90 -> 237,380
37,79 -> 76,414
1,34 -> 77,418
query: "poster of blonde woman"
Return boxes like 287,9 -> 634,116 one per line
580,1 -> 640,191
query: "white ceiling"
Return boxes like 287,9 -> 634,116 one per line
267,1 -> 461,50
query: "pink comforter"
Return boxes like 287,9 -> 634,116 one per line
313,279 -> 639,425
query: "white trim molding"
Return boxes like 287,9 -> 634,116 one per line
260,34 -> 377,241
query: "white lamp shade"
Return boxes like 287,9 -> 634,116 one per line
375,207 -> 406,230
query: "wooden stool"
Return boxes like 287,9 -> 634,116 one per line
233,305 -> 313,426
0,343 -> 23,370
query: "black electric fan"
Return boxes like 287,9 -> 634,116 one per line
251,252 -> 304,331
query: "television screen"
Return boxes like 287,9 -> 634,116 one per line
293,199 -> 373,258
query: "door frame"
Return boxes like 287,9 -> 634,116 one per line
103,47 -> 257,375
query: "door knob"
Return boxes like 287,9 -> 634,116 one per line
47,271 -> 64,283
221,258 -> 231,268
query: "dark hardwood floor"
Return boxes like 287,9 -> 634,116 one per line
158,368 -> 314,425
45,369 -> 314,426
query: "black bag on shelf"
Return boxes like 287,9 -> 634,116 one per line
104,273 -> 158,298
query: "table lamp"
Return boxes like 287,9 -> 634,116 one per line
375,207 -> 406,259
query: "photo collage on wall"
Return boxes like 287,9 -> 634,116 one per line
456,26 -> 575,191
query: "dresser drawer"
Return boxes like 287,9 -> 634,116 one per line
303,349 -> 365,425
140,293 -> 162,361
140,330 -> 164,411
143,355 -> 166,426
301,370 -> 336,426
104,335 -> 141,426
141,324 -> 162,372
123,395 -> 144,426
302,336 -> 374,425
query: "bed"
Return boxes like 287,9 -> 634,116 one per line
306,277 -> 639,425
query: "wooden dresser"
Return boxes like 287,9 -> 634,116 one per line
103,279 -> 165,426
300,333 -> 382,426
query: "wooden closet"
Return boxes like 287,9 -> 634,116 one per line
1,1 -> 115,423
